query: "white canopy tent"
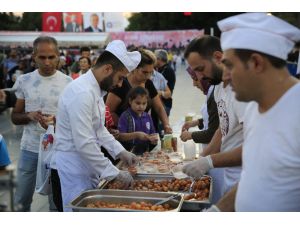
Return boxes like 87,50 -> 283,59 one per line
0,32 -> 111,48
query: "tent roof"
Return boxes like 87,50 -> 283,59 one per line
0,32 -> 111,48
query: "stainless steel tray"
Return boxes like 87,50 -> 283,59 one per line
68,189 -> 184,212
99,174 -> 213,206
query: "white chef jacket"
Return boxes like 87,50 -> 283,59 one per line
53,70 -> 125,210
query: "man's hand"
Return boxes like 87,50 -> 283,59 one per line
113,171 -> 134,189
181,120 -> 198,132
117,150 -> 138,167
27,111 -> 43,123
182,156 -> 214,179
164,124 -> 173,134
180,130 -> 192,142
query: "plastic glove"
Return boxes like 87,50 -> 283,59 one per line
113,170 -> 134,189
182,156 -> 214,179
202,205 -> 221,212
117,150 -> 138,167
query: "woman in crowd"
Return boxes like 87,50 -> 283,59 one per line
105,49 -> 172,135
71,56 -> 91,79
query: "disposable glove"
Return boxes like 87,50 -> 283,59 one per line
182,156 -> 213,179
202,205 -> 221,212
113,170 -> 134,189
117,150 -> 138,167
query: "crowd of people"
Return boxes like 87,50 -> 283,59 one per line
0,12 -> 300,212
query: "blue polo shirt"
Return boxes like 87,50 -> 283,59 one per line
118,108 -> 156,147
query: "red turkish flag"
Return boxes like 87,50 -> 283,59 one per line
42,12 -> 62,32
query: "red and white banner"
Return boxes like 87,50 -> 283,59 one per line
110,29 -> 204,48
42,12 -> 62,32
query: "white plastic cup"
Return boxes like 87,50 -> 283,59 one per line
183,140 -> 196,160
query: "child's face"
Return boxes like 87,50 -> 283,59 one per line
129,95 -> 148,116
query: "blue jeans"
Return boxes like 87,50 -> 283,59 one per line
14,150 -> 56,211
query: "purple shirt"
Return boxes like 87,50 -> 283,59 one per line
118,108 -> 156,145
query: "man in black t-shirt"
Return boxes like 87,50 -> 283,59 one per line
154,49 -> 176,116
152,49 -> 176,133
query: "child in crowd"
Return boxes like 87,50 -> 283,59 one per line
118,86 -> 158,155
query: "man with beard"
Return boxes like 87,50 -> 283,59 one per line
52,40 -> 141,211
209,13 -> 300,212
182,35 -> 248,203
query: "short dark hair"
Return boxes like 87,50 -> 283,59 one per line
126,86 -> 149,107
184,35 -> 222,60
136,49 -> 155,69
93,51 -> 125,71
33,36 -> 59,54
79,56 -> 92,66
234,49 -> 286,69
80,46 -> 91,53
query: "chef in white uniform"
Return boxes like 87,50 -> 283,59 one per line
53,40 -> 141,211
206,13 -> 300,211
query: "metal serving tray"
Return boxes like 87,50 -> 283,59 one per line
68,189 -> 184,212
99,173 -> 213,211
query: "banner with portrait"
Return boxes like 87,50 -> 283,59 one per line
83,12 -> 104,32
63,12 -> 83,32
83,12 -> 128,32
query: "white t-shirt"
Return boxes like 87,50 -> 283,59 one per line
15,69 -> 72,153
236,83 -> 300,212
214,82 -> 248,194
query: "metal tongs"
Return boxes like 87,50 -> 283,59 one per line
189,178 -> 195,193
154,193 -> 181,206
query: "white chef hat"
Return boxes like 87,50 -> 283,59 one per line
105,40 -> 141,72
218,13 -> 300,60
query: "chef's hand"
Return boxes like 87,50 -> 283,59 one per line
202,205 -> 221,212
180,130 -> 192,142
117,150 -> 138,167
182,156 -> 213,179
113,170 -> 134,189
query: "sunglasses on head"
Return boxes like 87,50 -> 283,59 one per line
186,67 -> 198,81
